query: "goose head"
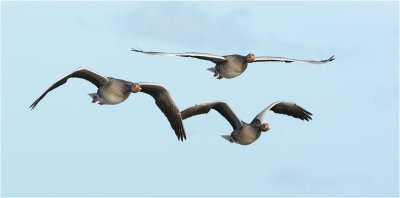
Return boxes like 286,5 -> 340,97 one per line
260,123 -> 270,132
246,53 -> 255,63
130,83 -> 142,93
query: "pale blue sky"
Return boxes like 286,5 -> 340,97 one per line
1,1 -> 399,197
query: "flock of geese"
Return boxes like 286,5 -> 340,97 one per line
30,49 -> 334,145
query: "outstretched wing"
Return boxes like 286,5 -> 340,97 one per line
254,55 -> 334,64
180,101 -> 242,130
139,82 -> 186,141
251,101 -> 312,125
131,48 -> 226,63
30,67 -> 109,109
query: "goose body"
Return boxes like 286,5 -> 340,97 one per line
214,55 -> 248,79
230,123 -> 262,145
91,78 -> 132,104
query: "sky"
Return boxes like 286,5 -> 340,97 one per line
1,1 -> 399,197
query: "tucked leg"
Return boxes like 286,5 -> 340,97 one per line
217,76 -> 223,80
92,97 -> 98,103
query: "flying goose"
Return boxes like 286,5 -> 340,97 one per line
30,67 -> 186,141
180,101 -> 312,145
131,48 -> 334,79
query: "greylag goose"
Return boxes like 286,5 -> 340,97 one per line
30,67 -> 186,141
131,48 -> 334,79
180,101 -> 312,145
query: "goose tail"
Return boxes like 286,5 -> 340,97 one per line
221,135 -> 234,143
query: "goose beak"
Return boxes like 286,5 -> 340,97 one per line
250,55 -> 255,62
134,84 -> 142,93
263,124 -> 270,131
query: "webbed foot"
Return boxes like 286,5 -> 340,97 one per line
92,97 -> 98,103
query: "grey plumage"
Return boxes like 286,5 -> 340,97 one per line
252,101 -> 312,125
139,83 -> 186,141
254,55 -> 335,64
131,48 -> 334,79
30,67 -> 186,141
30,67 -> 109,109
131,49 -> 226,63
181,101 -> 242,129
181,101 -> 312,145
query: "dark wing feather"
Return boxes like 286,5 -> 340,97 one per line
139,83 -> 186,141
252,101 -> 312,124
30,67 -> 109,109
180,101 -> 242,130
131,48 -> 226,63
254,55 -> 334,64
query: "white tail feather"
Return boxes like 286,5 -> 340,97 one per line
221,135 -> 234,143
207,67 -> 216,73
88,93 -> 97,99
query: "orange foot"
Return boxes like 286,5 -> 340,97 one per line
92,97 -> 98,103
213,72 -> 218,77
98,102 -> 104,105
217,76 -> 223,80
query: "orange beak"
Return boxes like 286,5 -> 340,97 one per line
250,55 -> 255,61
264,124 -> 270,130
134,84 -> 142,92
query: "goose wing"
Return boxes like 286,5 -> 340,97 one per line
181,101 -> 242,130
30,67 -> 109,109
254,55 -> 334,64
139,83 -> 186,141
251,101 -> 312,124
131,48 -> 226,63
